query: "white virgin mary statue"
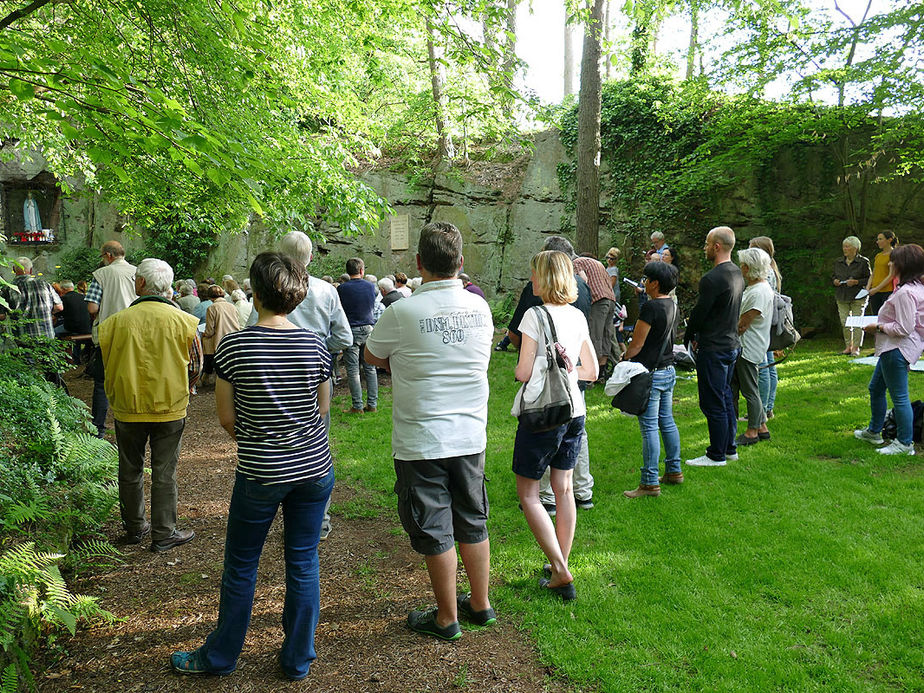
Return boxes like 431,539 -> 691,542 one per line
23,191 -> 41,233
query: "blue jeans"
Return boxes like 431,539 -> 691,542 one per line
758,350 -> 777,413
344,325 -> 377,409
696,348 -> 740,461
868,349 -> 912,445
637,367 -> 681,485
200,469 -> 334,679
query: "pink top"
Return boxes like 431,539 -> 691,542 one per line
875,281 -> 924,365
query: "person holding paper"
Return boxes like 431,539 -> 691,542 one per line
833,236 -> 871,356
854,244 -> 924,456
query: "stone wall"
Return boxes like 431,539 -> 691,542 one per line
232,129 -> 602,299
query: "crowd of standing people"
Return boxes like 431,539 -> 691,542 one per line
1,220 -> 920,681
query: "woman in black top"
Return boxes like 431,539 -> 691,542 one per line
623,261 -> 681,498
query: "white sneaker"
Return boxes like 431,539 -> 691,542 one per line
854,428 -> 884,445
685,455 -> 727,467
726,453 -> 739,461
877,440 -> 915,455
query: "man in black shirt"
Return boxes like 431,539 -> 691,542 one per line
685,226 -> 745,467
56,280 -> 93,364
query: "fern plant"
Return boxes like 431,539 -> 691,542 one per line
0,543 -> 115,690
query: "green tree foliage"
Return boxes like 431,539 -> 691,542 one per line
558,78 -> 922,328
0,0 -> 532,249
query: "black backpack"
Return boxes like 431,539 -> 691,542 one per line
882,400 -> 924,443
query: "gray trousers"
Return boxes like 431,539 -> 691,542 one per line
734,357 -> 766,429
115,418 -> 186,541
319,379 -> 333,533
539,431 -> 593,504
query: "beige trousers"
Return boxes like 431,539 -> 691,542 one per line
837,299 -> 868,350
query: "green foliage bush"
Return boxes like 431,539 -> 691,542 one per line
54,246 -> 100,285
557,78 -> 922,330
0,351 -> 119,689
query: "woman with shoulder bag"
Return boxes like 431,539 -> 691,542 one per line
512,251 -> 597,601
622,261 -> 682,498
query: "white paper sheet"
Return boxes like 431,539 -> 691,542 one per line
845,315 -> 878,328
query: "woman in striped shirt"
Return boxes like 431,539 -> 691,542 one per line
171,252 -> 334,681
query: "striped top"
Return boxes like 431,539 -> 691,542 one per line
214,326 -> 333,485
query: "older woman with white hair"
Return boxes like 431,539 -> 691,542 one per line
733,247 -> 774,446
833,236 -> 871,356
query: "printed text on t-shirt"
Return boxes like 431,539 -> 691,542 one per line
419,311 -> 488,344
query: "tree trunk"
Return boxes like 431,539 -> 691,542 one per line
603,0 -> 612,80
501,0 -> 517,116
575,0 -> 606,257
564,15 -> 575,97
426,18 -> 454,161
685,0 -> 698,80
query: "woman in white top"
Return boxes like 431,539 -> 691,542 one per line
749,236 -> 781,419
734,248 -> 774,446
512,251 -> 597,602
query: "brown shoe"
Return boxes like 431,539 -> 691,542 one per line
659,472 -> 684,485
623,484 -> 661,498
363,405 -> 377,413
151,528 -> 195,553
345,407 -> 364,414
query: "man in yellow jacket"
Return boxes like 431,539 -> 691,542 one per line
100,258 -> 203,552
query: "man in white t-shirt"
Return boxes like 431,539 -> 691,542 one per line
366,222 -> 495,642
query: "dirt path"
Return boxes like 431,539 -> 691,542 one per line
37,371 -> 568,693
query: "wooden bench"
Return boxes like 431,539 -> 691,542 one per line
59,333 -> 93,365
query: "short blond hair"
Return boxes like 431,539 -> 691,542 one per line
530,250 -> 577,305
708,226 -> 736,250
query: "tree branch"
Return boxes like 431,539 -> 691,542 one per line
0,0 -> 54,31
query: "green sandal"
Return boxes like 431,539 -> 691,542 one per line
170,650 -> 212,675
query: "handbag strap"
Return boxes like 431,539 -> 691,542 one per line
537,305 -> 560,345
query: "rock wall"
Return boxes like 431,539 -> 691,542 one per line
234,129 -> 598,299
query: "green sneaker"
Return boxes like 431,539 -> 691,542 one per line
407,607 -> 461,641
456,593 -> 497,627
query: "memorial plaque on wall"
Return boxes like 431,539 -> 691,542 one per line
390,214 -> 409,251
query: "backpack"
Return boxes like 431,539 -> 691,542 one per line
882,400 -> 924,443
511,306 -> 574,432
768,291 -> 801,351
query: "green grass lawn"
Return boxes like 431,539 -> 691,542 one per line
331,339 -> 924,691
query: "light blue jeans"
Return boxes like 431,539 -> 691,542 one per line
344,325 -> 377,409
637,366 -> 681,485
868,348 -> 912,445
758,350 -> 778,414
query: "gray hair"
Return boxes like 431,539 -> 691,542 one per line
60,280 -> 75,291
14,256 -> 32,273
136,258 -> 174,298
365,274 -> 377,285
843,236 -> 861,251
408,277 -> 422,291
278,231 -> 313,268
178,283 -> 193,296
650,231 -> 665,241
737,247 -> 771,282
230,289 -> 247,303
377,277 -> 395,293
541,235 -> 576,258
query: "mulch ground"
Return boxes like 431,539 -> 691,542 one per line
36,369 -> 569,693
